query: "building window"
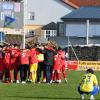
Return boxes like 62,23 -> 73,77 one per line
26,30 -> 34,38
58,22 -> 64,36
28,12 -> 35,20
45,30 -> 57,38
29,30 -> 34,36
46,30 -> 50,38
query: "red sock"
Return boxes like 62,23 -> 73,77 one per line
57,73 -> 61,80
63,72 -> 66,79
10,71 -> 12,81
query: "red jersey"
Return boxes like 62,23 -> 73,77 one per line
53,54 -> 61,70
0,51 -> 4,71
9,48 -> 20,64
4,50 -> 11,69
18,49 -> 30,65
29,48 -> 38,64
58,50 -> 66,69
58,50 -> 65,60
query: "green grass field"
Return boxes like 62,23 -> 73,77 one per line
0,71 -> 99,100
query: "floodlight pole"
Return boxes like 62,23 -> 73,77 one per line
23,0 -> 27,49
23,30 -> 26,49
86,19 -> 89,45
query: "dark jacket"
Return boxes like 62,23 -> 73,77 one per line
43,47 -> 55,66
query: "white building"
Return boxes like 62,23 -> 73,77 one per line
24,0 -> 74,39
58,7 -> 100,46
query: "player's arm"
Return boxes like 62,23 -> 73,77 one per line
93,75 -> 98,86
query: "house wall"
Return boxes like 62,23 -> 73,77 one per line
50,22 -> 100,47
24,25 -> 43,36
23,0 -> 74,42
24,0 -> 74,25
64,22 -> 100,37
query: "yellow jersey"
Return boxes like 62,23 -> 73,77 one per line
80,73 -> 98,92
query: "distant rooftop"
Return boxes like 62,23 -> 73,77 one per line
62,0 -> 100,8
61,6 -> 100,21
0,0 -> 23,2
42,22 -> 57,30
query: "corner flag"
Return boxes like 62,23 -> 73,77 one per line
4,16 -> 16,27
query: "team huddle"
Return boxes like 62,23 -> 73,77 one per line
0,41 -> 99,100
0,41 -> 67,84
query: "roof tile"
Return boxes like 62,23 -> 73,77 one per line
63,0 -> 100,8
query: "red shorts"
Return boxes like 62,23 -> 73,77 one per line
0,66 -> 4,71
53,64 -> 61,71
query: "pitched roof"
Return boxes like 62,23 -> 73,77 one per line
42,22 -> 57,30
62,0 -> 100,8
61,6 -> 100,21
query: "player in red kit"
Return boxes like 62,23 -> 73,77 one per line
51,51 -> 61,83
3,45 -> 11,83
9,44 -> 20,83
0,45 -> 4,83
58,47 -> 67,83
18,48 -> 30,83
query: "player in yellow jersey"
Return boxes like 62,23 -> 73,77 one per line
78,68 -> 99,100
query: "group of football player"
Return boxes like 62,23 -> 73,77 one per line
0,41 -> 68,84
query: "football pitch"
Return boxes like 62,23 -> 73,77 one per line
0,71 -> 100,100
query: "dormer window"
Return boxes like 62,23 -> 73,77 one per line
28,12 -> 35,20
